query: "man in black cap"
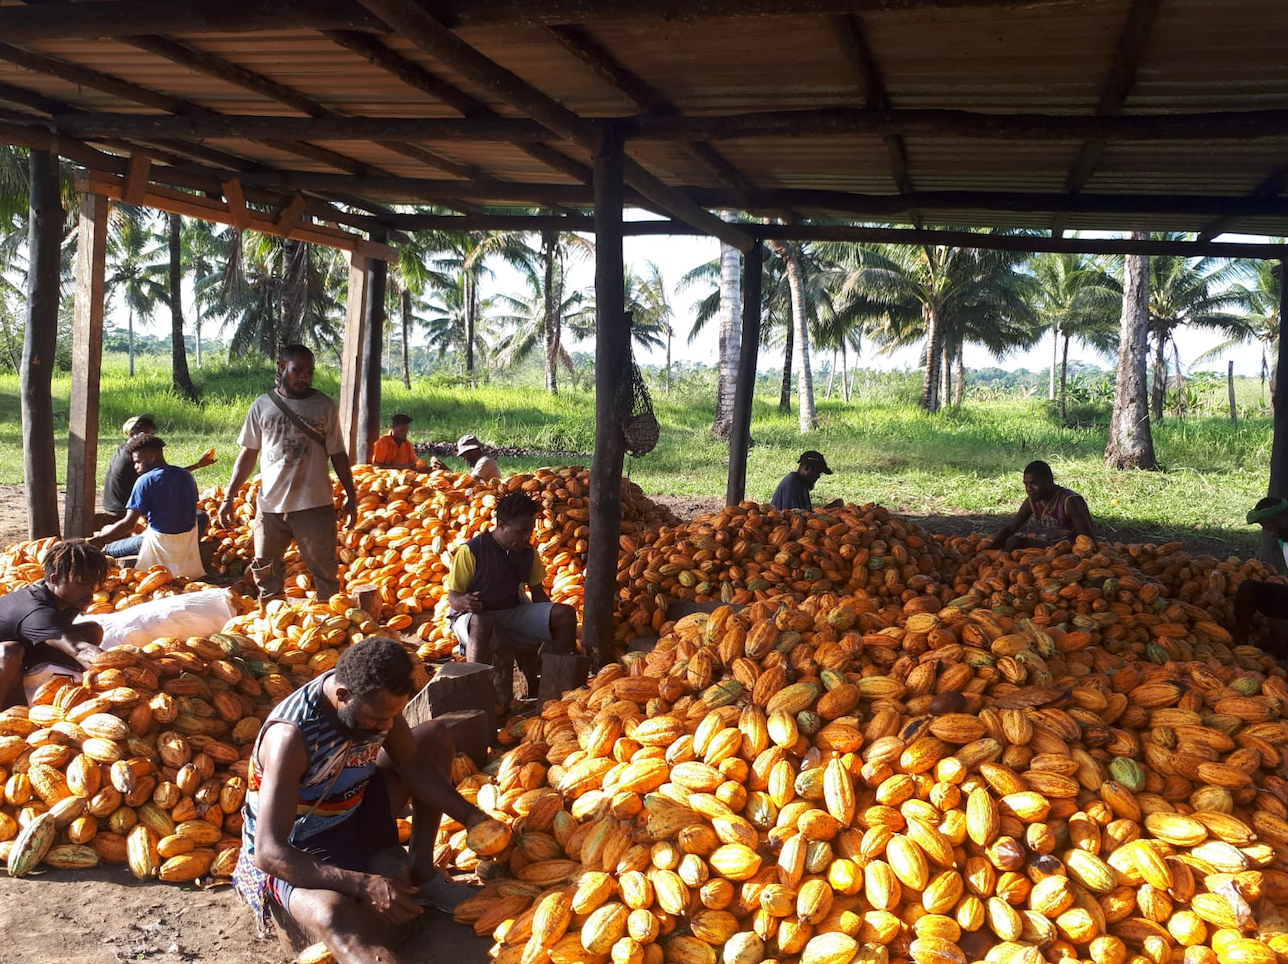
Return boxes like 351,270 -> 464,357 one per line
771,450 -> 833,511
1233,496 -> 1288,655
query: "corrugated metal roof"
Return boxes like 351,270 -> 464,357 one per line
2,0 -> 1286,237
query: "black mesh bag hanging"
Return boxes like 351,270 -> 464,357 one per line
612,326 -> 659,457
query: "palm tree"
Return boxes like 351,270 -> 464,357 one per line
421,272 -> 497,369
1146,240 -> 1251,419
387,230 -> 453,388
430,230 -> 533,383
835,235 -> 1037,412
1106,240 -> 1158,469
1030,251 -> 1122,419
104,205 -> 166,376
624,261 -> 674,377
493,256 -> 586,378
1197,255 -> 1280,395
184,219 -> 238,367
166,214 -> 199,401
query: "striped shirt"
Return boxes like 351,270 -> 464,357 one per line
241,670 -> 385,858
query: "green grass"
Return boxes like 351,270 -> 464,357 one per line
5,353 -> 1273,556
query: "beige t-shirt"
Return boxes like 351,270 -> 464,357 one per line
470,456 -> 501,482
237,390 -> 345,513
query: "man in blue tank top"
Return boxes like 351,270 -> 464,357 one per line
233,637 -> 489,962
445,491 -> 578,714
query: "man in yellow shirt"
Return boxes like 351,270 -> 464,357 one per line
371,414 -> 418,470
445,492 -> 577,713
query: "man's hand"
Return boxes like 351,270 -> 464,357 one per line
216,502 -> 236,530
355,873 -> 423,924
458,592 -> 483,614
72,643 -> 100,670
430,457 -> 447,472
342,496 -> 358,529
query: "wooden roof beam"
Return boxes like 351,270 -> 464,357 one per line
546,24 -> 759,202
43,107 -> 1288,143
1052,0 -> 1161,236
830,13 -> 918,225
353,0 -> 756,251
1197,163 -> 1288,241
322,29 -> 616,209
3,0 -> 1086,42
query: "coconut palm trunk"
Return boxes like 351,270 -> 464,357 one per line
775,241 -> 816,432
168,215 -> 199,402
953,347 -> 965,406
779,319 -> 794,412
710,241 -> 742,437
841,342 -> 851,402
1150,331 -> 1168,421
401,287 -> 413,389
1059,334 -> 1071,421
1105,239 -> 1158,469
920,303 -> 943,413
542,230 -> 560,394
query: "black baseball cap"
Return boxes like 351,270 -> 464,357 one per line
800,450 -> 833,474
391,413 -> 412,426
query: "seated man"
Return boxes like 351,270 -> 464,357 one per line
91,435 -> 207,579
988,459 -> 1094,551
102,414 -> 215,521
371,414 -> 419,470
233,637 -> 487,964
0,540 -> 109,708
771,450 -> 834,511
457,434 -> 501,482
446,491 -> 577,713
1233,497 -> 1288,656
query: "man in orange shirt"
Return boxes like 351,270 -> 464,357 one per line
371,414 -> 418,470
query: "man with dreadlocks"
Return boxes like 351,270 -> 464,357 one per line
0,540 -> 109,707
234,637 -> 486,964
445,491 -> 578,714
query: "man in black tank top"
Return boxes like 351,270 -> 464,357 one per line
445,491 -> 578,713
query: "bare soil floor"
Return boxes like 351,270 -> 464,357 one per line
0,487 -> 1257,963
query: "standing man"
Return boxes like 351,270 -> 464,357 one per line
102,414 -> 215,520
771,450 -> 834,511
90,435 -> 206,579
0,540 -> 109,707
988,460 -> 1095,550
1233,497 -> 1288,656
370,414 -> 418,470
456,434 -> 501,482
217,344 -> 357,602
233,637 -> 489,964
446,491 -> 577,714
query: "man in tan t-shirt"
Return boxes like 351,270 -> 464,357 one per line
217,344 -> 357,601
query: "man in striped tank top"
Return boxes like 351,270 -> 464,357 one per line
988,460 -> 1095,551
233,637 -> 488,963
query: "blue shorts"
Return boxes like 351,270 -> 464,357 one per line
267,771 -> 400,915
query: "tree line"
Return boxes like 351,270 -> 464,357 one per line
0,149 -> 1281,471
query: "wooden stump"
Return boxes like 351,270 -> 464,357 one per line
536,652 -> 590,705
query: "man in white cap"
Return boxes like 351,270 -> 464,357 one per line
457,434 -> 501,482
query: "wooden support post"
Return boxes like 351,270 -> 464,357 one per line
1263,260 -> 1288,566
66,192 -> 109,538
727,243 -> 764,506
221,178 -> 251,231
23,150 -> 62,540
122,154 -> 150,205
339,254 -> 370,464
582,126 -> 627,673
356,234 -> 387,465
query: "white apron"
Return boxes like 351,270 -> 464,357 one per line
137,526 -> 205,580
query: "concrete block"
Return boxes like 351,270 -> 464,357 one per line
433,708 -> 492,767
403,660 -> 497,733
536,652 -> 590,705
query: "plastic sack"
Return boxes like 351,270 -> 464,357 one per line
77,587 -> 239,650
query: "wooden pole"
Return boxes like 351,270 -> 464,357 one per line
356,235 -> 388,464
23,150 -> 62,539
582,126 -> 627,673
66,192 -> 108,538
1263,261 -> 1288,565
339,255 -> 370,464
727,244 -> 764,506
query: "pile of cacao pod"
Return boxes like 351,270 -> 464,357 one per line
441,590 -> 1288,964
0,537 -> 211,609
202,464 -> 678,658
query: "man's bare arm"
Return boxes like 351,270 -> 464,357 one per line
987,502 -> 1033,550
251,724 -> 421,924
381,717 -> 487,830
